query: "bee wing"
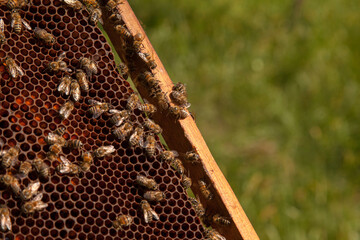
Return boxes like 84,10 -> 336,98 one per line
34,201 -> 48,211
104,145 -> 115,155
15,64 -> 24,77
58,78 -> 69,95
84,68 -> 93,77
59,155 -> 71,166
108,109 -> 122,114
8,64 -> 17,78
10,18 -> 14,29
150,208 -> 159,221
143,209 -> 150,223
0,150 -> 6,157
63,0 -> 78,4
138,52 -> 147,62
70,81 -> 81,102
216,234 -> 226,240
58,164 -> 71,174
182,102 -> 191,108
57,52 -> 66,61
4,210 -> 11,231
0,209 -> 11,231
65,67 -> 73,73
31,192 -> 43,202
27,181 -> 41,194
22,19 -> 32,31
88,99 -> 101,106
0,19 -> 4,33
92,109 -> 104,119
98,17 -> 104,25
139,136 -> 145,148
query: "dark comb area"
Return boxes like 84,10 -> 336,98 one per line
0,0 -> 204,239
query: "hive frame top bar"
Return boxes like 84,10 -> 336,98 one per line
101,1 -> 259,239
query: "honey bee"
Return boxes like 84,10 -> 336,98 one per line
138,100 -> 157,115
88,99 -> 110,118
59,100 -> 74,120
136,175 -> 158,190
154,91 -> 170,110
92,145 -> 115,159
133,33 -> 144,50
144,134 -> 157,157
140,200 -> 159,223
45,130 -> 66,146
7,0 -> 28,9
32,158 -> 50,179
47,143 -> 62,161
105,0 -> 123,12
56,156 -> 81,176
112,122 -> 133,140
0,173 -> 21,196
204,229 -> 226,240
3,56 -> 24,79
184,150 -> 200,164
57,75 -> 72,96
62,0 -> 83,11
126,92 -> 140,110
118,63 -> 129,80
79,151 -> 93,172
0,146 -> 19,169
65,139 -> 83,149
112,214 -> 133,230
0,206 -> 11,232
114,25 -> 131,41
170,90 -> 191,108
159,150 -> 178,163
143,191 -> 165,202
171,158 -> 184,176
129,127 -> 144,147
109,109 -> 130,126
79,56 -> 98,76
109,11 -> 122,23
46,52 -> 72,73
18,160 -> 32,177
137,71 -> 159,88
211,214 -> 231,225
11,9 -> 31,34
55,126 -> 66,136
138,52 -> 157,69
21,193 -> 48,215
81,0 -> 98,9
173,82 -> 187,95
34,27 -> 55,45
181,174 -> 192,190
169,106 -> 189,120
188,197 -> 205,218
88,8 -> 103,25
76,69 -> 89,92
143,118 -> 162,135
148,83 -> 161,98
0,19 -> 6,45
199,180 -> 213,200
70,80 -> 81,102
20,181 -> 40,201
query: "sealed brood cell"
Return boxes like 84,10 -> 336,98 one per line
0,0 -> 204,239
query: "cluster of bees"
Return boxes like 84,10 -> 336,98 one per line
0,0 -> 231,239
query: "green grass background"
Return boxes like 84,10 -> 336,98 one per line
118,1 -> 359,239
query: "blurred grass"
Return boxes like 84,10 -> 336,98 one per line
122,0 -> 360,239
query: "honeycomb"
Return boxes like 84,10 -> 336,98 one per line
0,0 -> 205,239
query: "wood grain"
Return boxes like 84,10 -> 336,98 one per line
102,1 -> 259,240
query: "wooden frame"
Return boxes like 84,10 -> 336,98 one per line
101,1 -> 259,240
